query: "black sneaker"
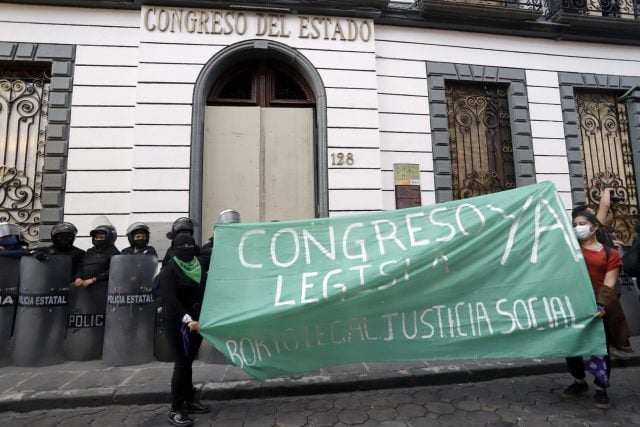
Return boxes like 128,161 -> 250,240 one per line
594,388 -> 610,409
184,400 -> 211,414
168,410 -> 193,427
562,380 -> 588,397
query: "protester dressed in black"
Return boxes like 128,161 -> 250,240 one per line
157,234 -> 210,427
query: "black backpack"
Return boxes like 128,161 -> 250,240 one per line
599,242 -> 635,298
597,228 -> 634,295
622,238 -> 640,277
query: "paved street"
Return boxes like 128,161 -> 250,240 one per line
3,366 -> 640,427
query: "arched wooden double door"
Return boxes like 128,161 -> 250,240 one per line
202,59 -> 316,236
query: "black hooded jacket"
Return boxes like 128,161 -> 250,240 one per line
157,258 -> 207,326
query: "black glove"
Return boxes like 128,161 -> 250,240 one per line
32,250 -> 48,262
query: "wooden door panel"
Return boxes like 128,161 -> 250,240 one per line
262,108 -> 315,222
203,106 -> 315,240
203,106 -> 260,239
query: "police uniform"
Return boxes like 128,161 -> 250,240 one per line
66,224 -> 119,361
0,222 -> 29,258
36,222 -> 85,278
121,222 -> 158,257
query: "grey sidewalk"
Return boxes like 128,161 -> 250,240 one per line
1,337 -> 639,413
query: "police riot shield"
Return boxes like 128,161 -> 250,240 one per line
0,257 -> 20,366
65,274 -> 109,361
11,256 -> 70,366
102,255 -> 157,366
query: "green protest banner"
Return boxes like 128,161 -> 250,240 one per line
199,181 -> 606,380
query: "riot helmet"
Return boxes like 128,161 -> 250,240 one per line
51,222 -> 78,238
127,222 -> 150,248
0,222 -> 21,239
51,222 -> 78,250
217,209 -> 241,224
0,222 -> 21,247
90,224 -> 117,247
166,217 -> 196,240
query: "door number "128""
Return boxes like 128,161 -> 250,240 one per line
330,152 -> 354,166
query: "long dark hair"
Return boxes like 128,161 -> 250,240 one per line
572,209 -> 600,227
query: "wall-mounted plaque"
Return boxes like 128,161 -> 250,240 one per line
394,164 -> 421,209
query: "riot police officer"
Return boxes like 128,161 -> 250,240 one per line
0,222 -> 26,363
67,222 -> 120,361
200,209 -> 241,271
162,217 -> 200,268
35,222 -> 85,278
0,222 -> 29,258
75,224 -> 120,287
121,222 -> 157,256
216,209 -> 241,225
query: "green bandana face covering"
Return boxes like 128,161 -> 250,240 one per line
173,256 -> 202,284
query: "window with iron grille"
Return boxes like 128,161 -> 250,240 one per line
445,82 -> 516,200
0,63 -> 51,244
576,90 -> 638,245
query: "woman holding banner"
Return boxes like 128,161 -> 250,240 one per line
564,209 -> 628,409
158,233 -> 210,427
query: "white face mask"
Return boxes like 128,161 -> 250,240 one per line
574,224 -> 593,241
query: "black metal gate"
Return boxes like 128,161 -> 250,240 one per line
576,90 -> 638,245
0,65 -> 50,244
445,82 -> 515,200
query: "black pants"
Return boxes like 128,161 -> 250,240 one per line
565,354 -> 611,389
170,327 -> 203,410
565,318 -> 611,389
